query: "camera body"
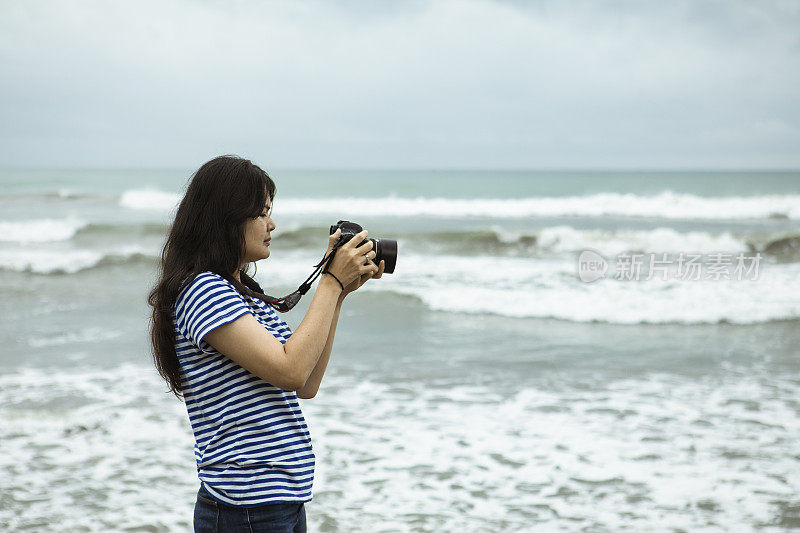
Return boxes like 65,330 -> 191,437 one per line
330,220 -> 397,274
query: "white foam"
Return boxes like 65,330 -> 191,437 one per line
57,189 -> 79,198
0,364 -> 197,532
0,248 -> 104,274
1,364 -> 796,531
534,225 -> 749,255
0,245 -> 153,274
348,252 -> 800,324
273,191 -> 800,220
2,238 -> 796,324
0,218 -> 88,243
255,249 -> 800,324
119,188 -> 181,211
28,327 -> 123,348
304,372 -> 800,531
117,190 -> 800,220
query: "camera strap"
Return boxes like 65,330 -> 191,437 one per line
233,243 -> 343,313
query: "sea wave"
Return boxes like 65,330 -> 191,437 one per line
117,189 -> 800,220
74,221 -> 170,238
2,224 -> 798,278
0,218 -> 89,243
11,216 -> 787,257
243,252 -> 800,325
0,190 -> 97,201
273,192 -> 800,220
119,188 -> 181,211
5,217 -> 797,261
276,224 -> 799,260
378,255 -> 800,325
4,243 -> 798,324
533,226 -> 748,256
2,365 -> 796,531
414,226 -> 751,256
0,246 -> 156,274
28,327 -> 124,348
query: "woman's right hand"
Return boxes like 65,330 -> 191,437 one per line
325,229 -> 379,288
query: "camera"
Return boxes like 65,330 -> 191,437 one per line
330,220 -> 397,274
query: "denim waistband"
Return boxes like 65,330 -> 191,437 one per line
197,482 -> 220,507
197,483 -> 308,510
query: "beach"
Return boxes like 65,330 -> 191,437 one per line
1,168 -> 799,531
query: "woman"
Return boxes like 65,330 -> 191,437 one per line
148,155 -> 383,532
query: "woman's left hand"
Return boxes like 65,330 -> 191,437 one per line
341,259 -> 384,298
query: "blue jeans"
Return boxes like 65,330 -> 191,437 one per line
193,484 -> 307,533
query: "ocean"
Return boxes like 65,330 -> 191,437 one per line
1,168 -> 799,531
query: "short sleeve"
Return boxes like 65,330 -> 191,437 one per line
175,272 -> 252,350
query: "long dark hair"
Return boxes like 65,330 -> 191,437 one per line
148,155 -> 276,398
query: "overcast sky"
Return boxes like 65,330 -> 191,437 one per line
1,0 -> 799,169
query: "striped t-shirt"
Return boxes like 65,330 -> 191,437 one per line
173,271 -> 314,507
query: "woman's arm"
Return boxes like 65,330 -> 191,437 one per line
296,259 -> 385,399
296,295 -> 343,399
204,231 -> 378,390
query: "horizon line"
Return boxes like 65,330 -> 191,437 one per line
1,165 -> 799,173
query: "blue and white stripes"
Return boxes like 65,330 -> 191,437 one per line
173,271 -> 314,507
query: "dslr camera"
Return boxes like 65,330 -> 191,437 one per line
330,220 -> 397,274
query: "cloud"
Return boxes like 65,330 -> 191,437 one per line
0,0 -> 798,168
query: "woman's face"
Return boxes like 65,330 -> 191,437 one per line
241,199 -> 276,265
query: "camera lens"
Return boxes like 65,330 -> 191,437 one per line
373,238 -> 397,274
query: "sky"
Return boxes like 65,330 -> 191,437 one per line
0,0 -> 799,170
